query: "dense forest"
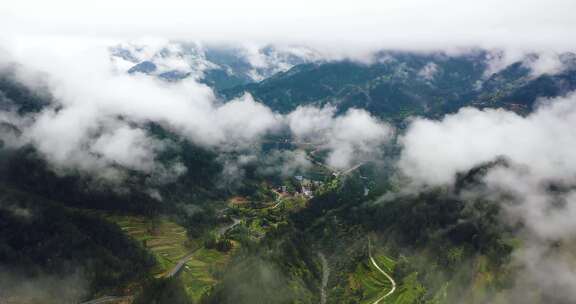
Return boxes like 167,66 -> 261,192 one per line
0,184 -> 155,302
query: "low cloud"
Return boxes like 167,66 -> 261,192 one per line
399,94 -> 576,186
233,42 -> 321,81
216,150 -> 313,190
0,42 -> 392,183
0,44 -> 285,182
524,52 -> 565,77
90,125 -> 164,172
288,105 -> 393,170
257,150 -> 312,177
417,62 -> 439,80
110,40 -> 321,82
399,93 -> 576,299
483,49 -> 575,79
217,153 -> 258,191
0,268 -> 88,304
110,40 -> 215,79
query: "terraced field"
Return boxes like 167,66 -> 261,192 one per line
349,254 -> 396,304
105,214 -> 235,302
349,251 -> 427,304
385,272 -> 426,304
180,245 -> 236,301
105,215 -> 198,277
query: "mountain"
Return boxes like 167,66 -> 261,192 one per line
223,50 -> 576,120
0,69 -> 50,114
112,44 -> 576,121
471,55 -> 576,112
3,46 -> 576,304
110,42 -> 320,90
128,61 -> 158,74
0,183 -> 154,303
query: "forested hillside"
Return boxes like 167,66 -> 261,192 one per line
2,45 -> 576,304
223,51 -> 576,121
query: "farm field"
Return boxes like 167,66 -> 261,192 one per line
105,214 -> 235,302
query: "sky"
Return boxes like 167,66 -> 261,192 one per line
1,0 -> 576,52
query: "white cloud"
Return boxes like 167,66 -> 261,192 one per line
1,0 -> 576,55
213,94 -> 283,149
0,42 -> 284,181
399,95 -> 576,185
110,40 -> 216,79
0,41 -> 392,182
288,105 -> 393,169
287,105 -> 337,140
399,93 -> 576,298
483,49 -> 574,79
236,43 -> 321,81
257,150 -> 312,177
417,62 -> 439,80
91,125 -> 162,172
0,269 -> 87,304
524,52 -> 565,77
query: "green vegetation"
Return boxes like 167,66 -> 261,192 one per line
181,246 -> 235,302
105,214 -> 236,303
134,278 -> 191,304
5,50 -> 576,303
106,215 -> 239,303
226,192 -> 308,241
347,254 -> 396,303
104,215 -> 199,277
341,246 -> 427,304
0,184 -> 154,301
0,147 -> 523,304
222,51 -> 576,125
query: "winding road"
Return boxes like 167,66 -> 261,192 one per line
340,162 -> 365,176
217,217 -> 242,236
165,252 -> 196,278
368,239 -> 396,304
167,217 -> 241,279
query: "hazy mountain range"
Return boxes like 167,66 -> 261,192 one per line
112,42 -> 576,121
111,42 -> 320,90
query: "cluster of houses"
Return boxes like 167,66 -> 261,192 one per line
277,175 -> 324,198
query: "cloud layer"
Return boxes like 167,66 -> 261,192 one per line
399,95 -> 576,186
0,43 -> 390,182
288,105 -> 392,169
2,0 -> 576,56
399,93 -> 576,299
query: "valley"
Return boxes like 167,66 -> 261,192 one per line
1,37 -> 576,304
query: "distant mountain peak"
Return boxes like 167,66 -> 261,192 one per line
127,61 -> 157,74
110,41 -> 321,90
